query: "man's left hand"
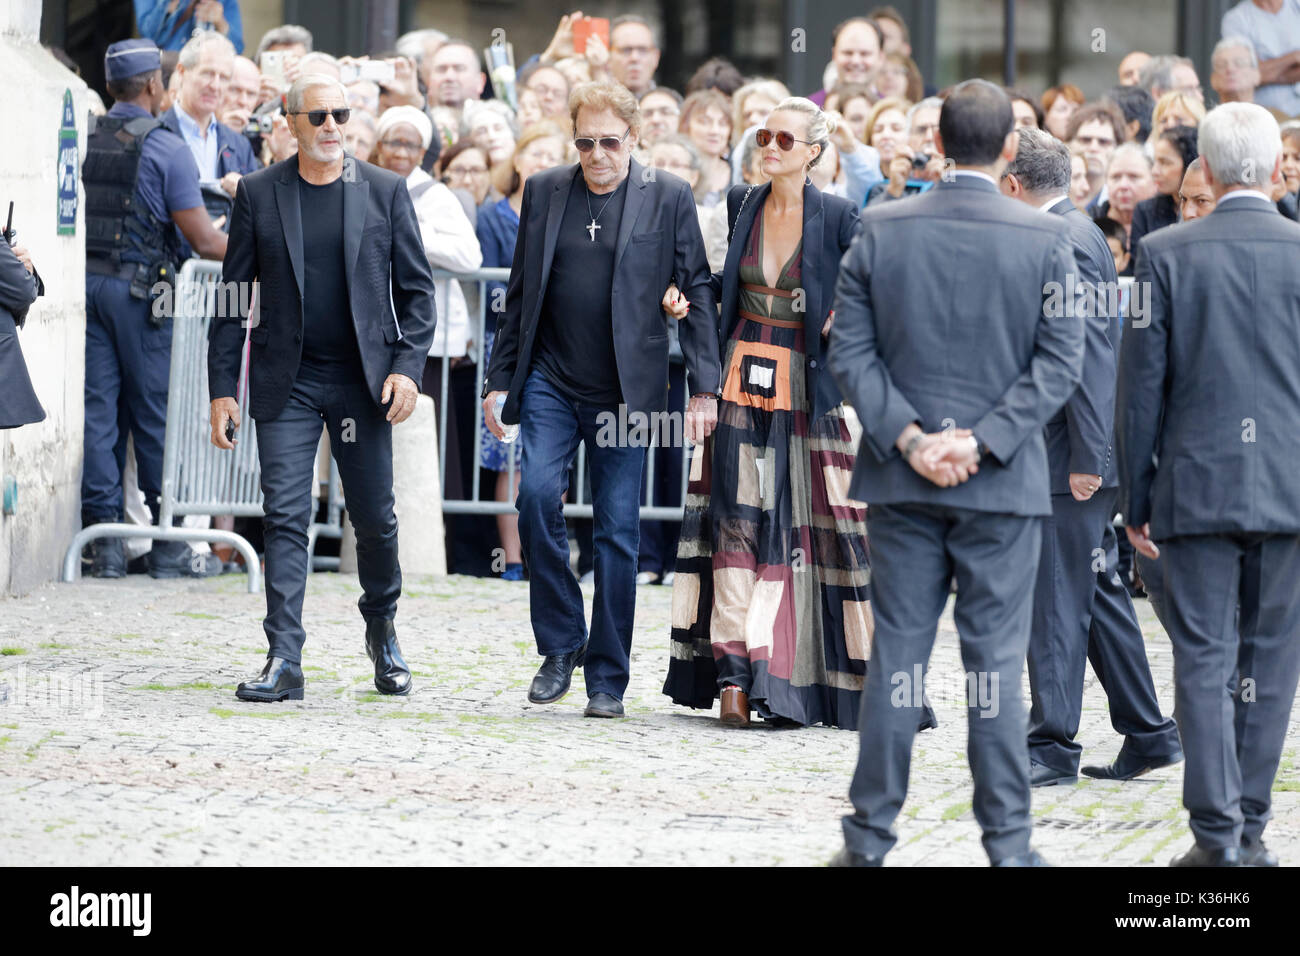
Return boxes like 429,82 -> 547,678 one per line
381,373 -> 419,424
685,394 -> 718,444
11,243 -> 34,275
219,171 -> 241,198
195,0 -> 228,33
1126,523 -> 1159,560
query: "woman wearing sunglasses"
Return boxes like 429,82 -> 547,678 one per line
662,98 -> 891,731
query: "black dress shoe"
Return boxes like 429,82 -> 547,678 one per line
1030,759 -> 1077,787
992,849 -> 1051,867
364,618 -> 412,695
1241,840 -> 1279,867
829,846 -> 884,867
89,538 -> 126,579
527,641 -> 587,704
1082,748 -> 1183,781
235,658 -> 304,702
148,541 -> 223,578
584,692 -> 625,718
1170,843 -> 1241,867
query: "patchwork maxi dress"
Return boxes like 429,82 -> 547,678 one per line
663,204 -> 875,729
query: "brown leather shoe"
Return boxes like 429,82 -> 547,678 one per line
720,685 -> 750,726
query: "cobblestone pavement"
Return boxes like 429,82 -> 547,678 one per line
0,571 -> 1295,866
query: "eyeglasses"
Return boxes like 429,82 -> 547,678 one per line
755,128 -> 812,151
380,139 -> 423,153
288,108 -> 351,126
445,165 -> 489,177
574,127 -> 632,153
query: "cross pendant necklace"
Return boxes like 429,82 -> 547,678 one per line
585,183 -> 616,242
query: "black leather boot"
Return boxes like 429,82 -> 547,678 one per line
89,538 -> 126,579
235,657 -> 304,702
364,618 -> 412,695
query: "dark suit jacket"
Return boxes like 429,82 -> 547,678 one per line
0,242 -> 45,428
209,157 -> 438,421
159,107 -> 260,178
829,175 -> 1083,516
1045,197 -> 1119,492
484,159 -> 720,423
1118,193 -> 1300,537
715,181 -> 861,420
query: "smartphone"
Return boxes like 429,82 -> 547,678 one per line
572,16 -> 610,55
225,420 -> 236,443
261,50 -> 288,91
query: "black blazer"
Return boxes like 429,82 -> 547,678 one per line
0,241 -> 45,429
209,157 -> 438,421
828,175 -> 1083,516
1119,194 -> 1300,537
715,180 -> 861,420
484,159 -> 720,423
1044,197 -> 1118,492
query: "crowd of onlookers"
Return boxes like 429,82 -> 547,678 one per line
90,3 -> 1300,580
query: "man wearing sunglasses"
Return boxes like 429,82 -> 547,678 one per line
482,81 -> 720,719
209,74 -> 438,704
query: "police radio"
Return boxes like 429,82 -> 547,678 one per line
3,202 -> 16,246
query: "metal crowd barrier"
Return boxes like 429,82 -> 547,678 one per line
430,267 -> 692,521
62,259 -> 345,592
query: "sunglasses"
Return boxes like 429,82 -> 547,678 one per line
574,127 -> 631,153
288,108 -> 351,127
755,128 -> 813,151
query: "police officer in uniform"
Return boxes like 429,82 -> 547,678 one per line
81,39 -> 229,578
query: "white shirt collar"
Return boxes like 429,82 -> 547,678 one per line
1038,194 -> 1069,212
952,169 -> 998,187
175,101 -> 212,138
1217,188 -> 1274,205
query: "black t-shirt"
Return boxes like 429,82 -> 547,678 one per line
533,173 -> 628,406
297,175 -> 365,384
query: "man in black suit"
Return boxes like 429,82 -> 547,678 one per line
1000,127 -> 1182,789
827,80 -> 1084,866
209,74 -> 437,702
482,82 -> 720,719
1119,102 -> 1300,867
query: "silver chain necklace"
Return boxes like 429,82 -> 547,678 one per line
584,182 -> 617,241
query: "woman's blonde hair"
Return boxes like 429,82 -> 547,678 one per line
767,96 -> 836,168
864,96 -> 912,148
494,121 -> 570,197
1152,90 -> 1207,129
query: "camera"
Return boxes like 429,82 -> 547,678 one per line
911,153 -> 930,171
244,110 -> 279,138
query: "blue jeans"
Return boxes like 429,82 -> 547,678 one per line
517,368 -> 645,699
255,377 -> 400,663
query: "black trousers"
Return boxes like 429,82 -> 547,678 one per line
1027,487 -> 1180,773
843,503 -> 1040,863
254,377 -> 401,662
1159,532 -> 1300,849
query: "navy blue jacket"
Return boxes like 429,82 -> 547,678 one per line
159,107 -> 260,179
1045,197 -> 1119,492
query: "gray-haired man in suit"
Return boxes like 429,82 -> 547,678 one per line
1119,102 -> 1300,868
827,81 -> 1084,866
1000,128 -> 1183,790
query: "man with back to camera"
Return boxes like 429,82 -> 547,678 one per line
827,80 -> 1084,867
1000,127 -> 1183,791
208,73 -> 437,702
1119,102 -> 1300,867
